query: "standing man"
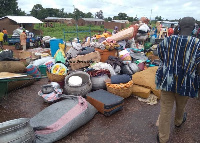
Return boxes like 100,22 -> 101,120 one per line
20,29 -> 27,51
2,28 -> 8,43
0,30 -> 4,49
156,17 -> 200,143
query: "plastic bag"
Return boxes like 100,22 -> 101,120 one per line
55,51 -> 66,64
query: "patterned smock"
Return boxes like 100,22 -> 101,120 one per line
156,35 -> 200,98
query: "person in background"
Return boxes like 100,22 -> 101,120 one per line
2,28 -> 8,43
112,26 -> 118,35
156,17 -> 200,143
102,28 -> 111,38
0,30 -> 4,49
196,25 -> 200,38
174,23 -> 180,35
168,24 -> 174,36
20,29 -> 27,51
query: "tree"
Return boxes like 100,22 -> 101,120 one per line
118,13 -> 128,20
58,8 -> 66,18
45,8 -> 60,17
113,16 -> 119,20
108,17 -> 112,21
133,15 -> 138,21
73,8 -> 85,20
85,12 -> 93,18
30,4 -> 44,19
95,10 -> 104,19
127,17 -> 133,22
0,0 -> 26,17
67,12 -> 74,18
155,16 -> 164,21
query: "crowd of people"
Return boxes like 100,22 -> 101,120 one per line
0,27 -> 27,51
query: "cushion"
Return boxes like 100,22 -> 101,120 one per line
132,84 -> 151,99
132,67 -> 161,99
111,74 -> 131,84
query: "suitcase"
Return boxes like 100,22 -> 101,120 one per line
86,89 -> 124,116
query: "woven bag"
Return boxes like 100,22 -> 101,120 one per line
106,80 -> 133,98
47,71 -> 66,82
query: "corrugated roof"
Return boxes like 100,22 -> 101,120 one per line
1,16 -> 43,24
82,18 -> 104,22
45,17 -> 73,20
112,20 -> 129,23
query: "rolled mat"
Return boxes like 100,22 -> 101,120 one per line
0,61 -> 26,73
107,27 -> 134,42
132,84 -> 151,99
132,67 -> 161,99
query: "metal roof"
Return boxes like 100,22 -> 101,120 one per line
112,20 -> 129,23
45,17 -> 73,20
1,16 -> 43,24
82,18 -> 104,22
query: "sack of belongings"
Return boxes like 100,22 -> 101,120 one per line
0,118 -> 35,143
0,61 -> 26,73
30,96 -> 97,143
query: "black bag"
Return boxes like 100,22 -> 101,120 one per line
106,56 -> 122,74
0,50 -> 19,61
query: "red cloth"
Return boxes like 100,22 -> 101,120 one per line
168,28 -> 174,36
140,17 -> 149,24
129,25 -> 139,39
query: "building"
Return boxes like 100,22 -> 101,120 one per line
78,18 -> 104,26
104,21 -> 126,31
0,16 -> 43,35
44,17 -> 76,26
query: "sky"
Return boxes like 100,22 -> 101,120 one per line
17,0 -> 200,20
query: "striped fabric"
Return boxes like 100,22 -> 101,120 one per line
38,88 -> 63,102
156,35 -> 200,98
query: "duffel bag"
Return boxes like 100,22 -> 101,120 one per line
30,96 -> 97,143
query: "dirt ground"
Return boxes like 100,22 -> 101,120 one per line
0,45 -> 200,143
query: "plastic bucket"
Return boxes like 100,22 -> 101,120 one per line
39,65 -> 47,76
50,39 -> 63,57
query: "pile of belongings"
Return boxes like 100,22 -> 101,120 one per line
0,16 -> 163,143
12,27 -> 34,38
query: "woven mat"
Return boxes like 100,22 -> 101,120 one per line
136,94 -> 158,105
132,67 -> 161,99
0,72 -> 27,79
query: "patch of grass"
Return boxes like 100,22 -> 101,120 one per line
34,23 -> 114,41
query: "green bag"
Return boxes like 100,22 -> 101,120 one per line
144,42 -> 153,50
55,51 -> 66,64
